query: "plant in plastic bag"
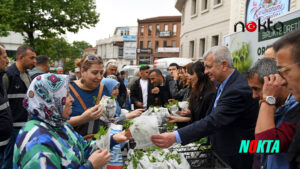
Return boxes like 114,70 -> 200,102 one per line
129,116 -> 160,149
94,126 -> 110,150
178,101 -> 189,110
165,100 -> 180,116
125,147 -> 190,169
99,95 -> 116,123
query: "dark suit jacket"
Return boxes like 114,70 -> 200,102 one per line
177,70 -> 259,169
130,78 -> 154,109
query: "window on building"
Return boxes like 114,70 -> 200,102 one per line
140,26 -> 144,36
148,25 -> 152,36
212,35 -> 219,46
173,24 -> 177,36
199,38 -> 206,57
164,24 -> 168,31
156,24 -> 160,36
120,31 -> 123,36
191,0 -> 197,15
201,0 -> 208,11
190,41 -> 195,58
163,41 -> 168,47
147,41 -> 151,48
140,41 -> 143,49
172,41 -> 176,47
118,46 -> 123,57
155,41 -> 159,52
214,0 -> 222,5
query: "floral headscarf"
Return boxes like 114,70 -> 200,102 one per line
23,74 -> 69,128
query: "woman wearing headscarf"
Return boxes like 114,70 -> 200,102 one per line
101,77 -> 143,124
13,74 -> 128,169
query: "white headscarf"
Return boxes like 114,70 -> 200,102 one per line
23,74 -> 69,127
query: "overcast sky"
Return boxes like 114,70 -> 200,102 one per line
65,0 -> 181,46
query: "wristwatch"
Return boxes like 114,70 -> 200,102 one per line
259,96 -> 276,106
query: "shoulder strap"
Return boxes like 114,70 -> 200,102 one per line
96,84 -> 104,104
69,84 -> 87,111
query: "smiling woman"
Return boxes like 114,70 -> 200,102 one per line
67,55 -> 106,136
13,74 -> 131,169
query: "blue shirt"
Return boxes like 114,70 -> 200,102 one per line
174,70 -> 235,143
69,82 -> 100,117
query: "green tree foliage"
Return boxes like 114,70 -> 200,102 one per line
71,41 -> 92,58
0,0 -> 99,48
0,0 -> 13,36
34,37 -> 92,71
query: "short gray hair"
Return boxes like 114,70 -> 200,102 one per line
203,46 -> 234,68
247,58 -> 277,84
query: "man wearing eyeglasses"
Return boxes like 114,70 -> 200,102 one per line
247,58 -> 299,169
253,29 -> 300,169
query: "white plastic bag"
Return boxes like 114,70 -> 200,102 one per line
95,126 -> 111,169
129,116 -> 159,149
95,128 -> 110,151
99,95 -> 116,123
178,101 -> 189,110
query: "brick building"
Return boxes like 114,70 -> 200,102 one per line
136,16 -> 181,65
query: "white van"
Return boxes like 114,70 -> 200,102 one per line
154,58 -> 193,75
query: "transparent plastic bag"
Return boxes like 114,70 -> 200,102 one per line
129,116 -> 159,149
178,101 -> 189,110
99,95 -> 116,123
95,128 -> 110,151
95,126 -> 111,169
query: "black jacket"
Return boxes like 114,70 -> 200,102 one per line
285,104 -> 300,169
0,72 -> 12,151
177,70 -> 259,169
190,87 -> 215,123
169,80 -> 189,101
4,63 -> 30,127
150,81 -> 170,107
130,78 -> 153,109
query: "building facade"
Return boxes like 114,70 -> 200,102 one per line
0,31 -> 24,59
175,0 -> 300,59
136,16 -> 181,65
96,26 -> 137,68
83,47 -> 97,56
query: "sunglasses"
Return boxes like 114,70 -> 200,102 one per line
85,55 -> 103,63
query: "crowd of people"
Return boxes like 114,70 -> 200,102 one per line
0,29 -> 299,169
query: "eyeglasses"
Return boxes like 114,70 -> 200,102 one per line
277,62 -> 300,77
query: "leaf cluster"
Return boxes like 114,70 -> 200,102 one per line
94,126 -> 108,140
122,119 -> 134,131
164,100 -> 179,109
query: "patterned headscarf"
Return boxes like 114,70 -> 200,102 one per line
23,74 -> 69,128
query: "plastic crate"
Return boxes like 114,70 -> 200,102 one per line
172,145 -> 231,169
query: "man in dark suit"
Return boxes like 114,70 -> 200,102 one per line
148,69 -> 170,107
151,46 -> 259,169
130,65 -> 153,109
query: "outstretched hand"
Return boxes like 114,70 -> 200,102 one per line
151,132 -> 176,148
